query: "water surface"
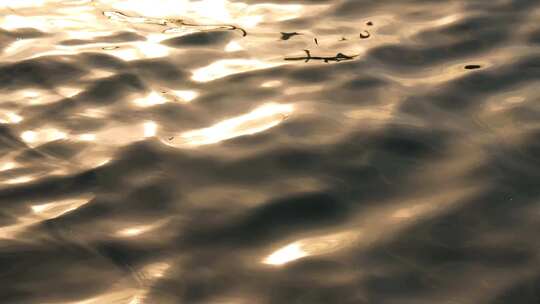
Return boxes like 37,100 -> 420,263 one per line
1,0 -> 540,303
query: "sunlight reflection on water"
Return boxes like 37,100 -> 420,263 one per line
172,102 -> 293,146
1,0 -> 540,303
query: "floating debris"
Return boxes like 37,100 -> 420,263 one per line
104,11 -> 247,37
366,21 -> 373,26
359,30 -> 370,39
340,37 -> 347,41
103,11 -> 168,25
102,46 -> 119,50
280,32 -> 302,40
464,64 -> 481,70
314,38 -> 319,45
174,20 -> 247,37
285,50 -> 357,63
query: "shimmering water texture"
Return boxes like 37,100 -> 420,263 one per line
1,0 -> 540,303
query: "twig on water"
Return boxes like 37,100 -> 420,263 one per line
103,11 -> 247,36
284,50 -> 357,63
176,20 -> 247,36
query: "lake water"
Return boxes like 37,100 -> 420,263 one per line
1,0 -> 540,303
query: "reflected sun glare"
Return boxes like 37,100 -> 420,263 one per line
263,231 -> 359,266
176,102 -> 293,146
192,59 -> 283,83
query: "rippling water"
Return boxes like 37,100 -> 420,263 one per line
1,0 -> 540,303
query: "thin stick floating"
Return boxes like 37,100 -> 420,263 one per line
103,11 -> 247,36
280,32 -> 302,40
285,50 -> 358,63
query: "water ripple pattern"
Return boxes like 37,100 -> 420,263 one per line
1,0 -> 540,303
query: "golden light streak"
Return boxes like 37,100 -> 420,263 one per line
4,176 -> 35,185
31,197 -> 91,218
177,103 -> 293,146
78,134 -> 97,141
132,91 -> 168,107
20,131 -> 37,143
191,59 -> 282,82
20,128 -> 67,146
263,242 -> 307,266
263,231 -> 359,266
99,0 -> 326,31
224,41 -> 243,52
0,112 -> 23,124
115,220 -> 168,237
169,90 -> 199,103
0,196 -> 93,240
0,15 -> 49,31
261,80 -> 282,88
141,261 -> 170,278
142,121 -> 157,137
66,289 -> 141,304
1,0 -> 46,8
103,43 -> 169,61
0,162 -> 17,171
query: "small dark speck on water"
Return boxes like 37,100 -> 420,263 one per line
359,30 -> 370,39
280,32 -> 301,40
465,64 -> 481,70
366,21 -> 373,26
314,38 -> 319,45
168,137 -> 174,141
